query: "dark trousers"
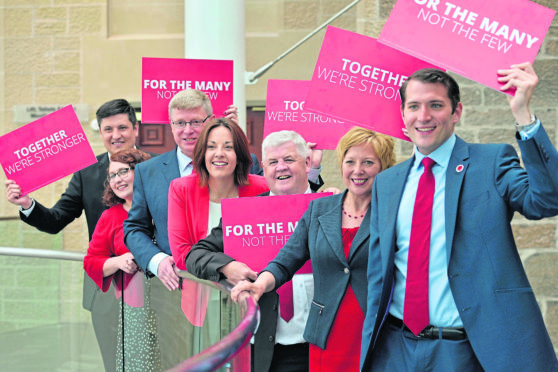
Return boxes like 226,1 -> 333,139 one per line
370,321 -> 483,372
251,342 -> 309,372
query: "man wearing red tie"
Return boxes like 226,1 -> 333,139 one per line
360,63 -> 558,371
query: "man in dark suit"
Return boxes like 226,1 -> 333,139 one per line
186,130 -> 322,372
4,99 -> 142,371
360,63 -> 558,371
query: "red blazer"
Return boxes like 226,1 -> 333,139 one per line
83,204 -> 129,292
168,174 -> 269,270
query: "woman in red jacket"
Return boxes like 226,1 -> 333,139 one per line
167,118 -> 268,329
168,118 -> 268,271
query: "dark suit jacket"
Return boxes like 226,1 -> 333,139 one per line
187,190 -> 318,372
361,126 -> 558,371
124,148 -> 265,274
187,191 -> 277,372
21,152 -> 110,310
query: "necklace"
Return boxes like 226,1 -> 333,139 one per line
342,206 -> 364,219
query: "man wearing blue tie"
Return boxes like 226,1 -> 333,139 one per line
360,62 -> 558,371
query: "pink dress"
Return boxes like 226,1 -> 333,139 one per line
309,227 -> 365,372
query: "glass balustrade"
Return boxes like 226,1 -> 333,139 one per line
0,246 -> 256,372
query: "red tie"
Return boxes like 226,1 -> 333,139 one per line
404,157 -> 435,335
276,281 -> 294,322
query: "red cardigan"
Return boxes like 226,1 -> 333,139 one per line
168,174 -> 269,270
83,203 -> 129,292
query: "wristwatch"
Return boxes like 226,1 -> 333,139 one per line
515,114 -> 537,132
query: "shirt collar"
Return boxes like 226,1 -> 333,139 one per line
176,147 -> 193,174
107,146 -> 138,162
412,134 -> 456,170
269,183 -> 311,196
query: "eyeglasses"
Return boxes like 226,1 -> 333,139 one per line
171,115 -> 211,129
107,167 -> 131,182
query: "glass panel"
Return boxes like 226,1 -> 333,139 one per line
0,256 -> 103,371
131,276 -> 249,371
0,250 -> 252,371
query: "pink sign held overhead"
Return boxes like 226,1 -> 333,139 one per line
264,79 -> 355,150
305,26 -> 439,141
222,193 -> 331,274
378,0 -> 555,93
141,57 -> 233,123
0,105 -> 97,195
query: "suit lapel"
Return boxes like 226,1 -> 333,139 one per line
445,137 -> 469,263
380,158 -> 413,277
160,148 -> 181,186
348,208 -> 371,261
317,194 -> 345,265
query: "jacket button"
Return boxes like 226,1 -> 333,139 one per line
268,336 -> 274,342
344,268 -> 349,274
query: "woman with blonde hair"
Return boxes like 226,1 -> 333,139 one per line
232,127 -> 395,371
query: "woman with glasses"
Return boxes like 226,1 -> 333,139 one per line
84,148 -> 160,372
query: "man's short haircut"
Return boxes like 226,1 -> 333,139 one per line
336,127 -> 396,172
261,130 -> 309,163
168,89 -> 213,118
192,118 -> 252,187
400,68 -> 461,114
96,99 -> 137,127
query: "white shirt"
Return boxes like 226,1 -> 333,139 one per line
147,148 -> 193,276
270,185 -> 314,345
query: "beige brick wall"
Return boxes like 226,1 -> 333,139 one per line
0,0 -> 557,352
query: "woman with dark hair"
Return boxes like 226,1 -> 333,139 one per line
83,148 -> 160,372
168,118 -> 269,270
167,118 -> 268,330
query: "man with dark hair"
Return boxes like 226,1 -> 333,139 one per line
360,63 -> 558,371
5,98 -> 142,372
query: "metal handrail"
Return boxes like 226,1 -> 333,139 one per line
169,286 -> 258,372
169,270 -> 260,372
0,247 -> 260,372
0,246 -> 85,261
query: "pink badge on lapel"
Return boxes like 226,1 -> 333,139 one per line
456,164 -> 464,173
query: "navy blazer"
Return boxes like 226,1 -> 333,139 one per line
124,149 -> 180,272
265,191 -> 370,349
124,148 -> 264,273
361,126 -> 558,371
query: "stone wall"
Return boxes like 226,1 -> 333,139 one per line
0,0 -> 557,351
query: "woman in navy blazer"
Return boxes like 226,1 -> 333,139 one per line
232,128 -> 395,371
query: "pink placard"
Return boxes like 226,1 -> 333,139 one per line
305,26 -> 439,141
0,105 -> 97,195
264,79 -> 355,150
379,0 -> 555,93
222,193 -> 331,274
141,57 -> 234,124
